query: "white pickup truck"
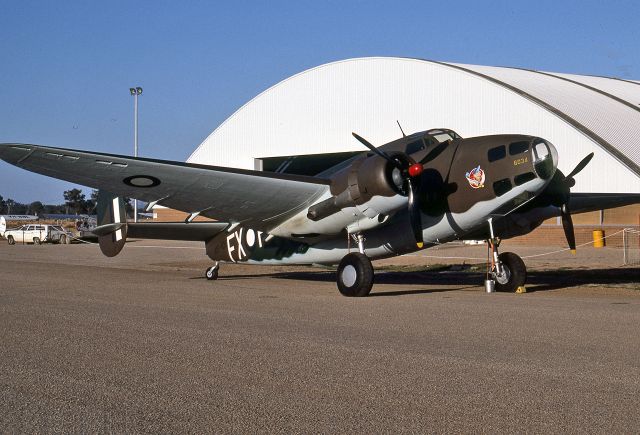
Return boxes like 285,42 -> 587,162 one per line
2,224 -> 71,245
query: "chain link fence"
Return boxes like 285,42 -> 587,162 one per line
623,228 -> 640,266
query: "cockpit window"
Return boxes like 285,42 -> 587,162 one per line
405,140 -> 426,155
533,141 -> 550,160
488,145 -> 506,162
532,140 -> 554,180
509,141 -> 529,155
425,129 -> 461,144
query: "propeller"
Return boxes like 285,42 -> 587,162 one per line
352,133 -> 399,168
557,153 -> 594,254
418,139 -> 450,165
352,133 -> 425,248
566,152 -> 593,180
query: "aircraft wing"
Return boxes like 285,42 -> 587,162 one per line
0,143 -> 330,230
569,193 -> 640,214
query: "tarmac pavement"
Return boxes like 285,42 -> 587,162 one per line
0,241 -> 639,432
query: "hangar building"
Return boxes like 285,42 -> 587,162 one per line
158,57 -> 640,246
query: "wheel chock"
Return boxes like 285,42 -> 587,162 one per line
515,286 -> 527,294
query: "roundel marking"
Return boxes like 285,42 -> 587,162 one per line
246,229 -> 256,247
123,175 -> 161,188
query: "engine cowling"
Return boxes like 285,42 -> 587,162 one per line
308,153 -> 411,221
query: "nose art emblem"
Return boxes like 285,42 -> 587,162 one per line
465,165 -> 485,189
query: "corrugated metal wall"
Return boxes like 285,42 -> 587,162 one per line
187,57 -> 640,194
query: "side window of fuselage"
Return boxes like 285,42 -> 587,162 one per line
509,141 -> 529,155
493,178 -> 512,196
488,145 -> 506,162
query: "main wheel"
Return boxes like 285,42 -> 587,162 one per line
33,237 -> 41,245
337,252 -> 374,297
7,236 -> 15,245
59,234 -> 67,244
205,265 -> 219,280
493,252 -> 526,292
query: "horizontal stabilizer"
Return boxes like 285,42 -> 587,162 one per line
92,222 -> 125,237
126,222 -> 229,241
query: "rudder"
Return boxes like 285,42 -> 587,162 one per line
95,191 -> 128,257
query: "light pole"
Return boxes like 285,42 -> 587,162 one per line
129,86 -> 143,222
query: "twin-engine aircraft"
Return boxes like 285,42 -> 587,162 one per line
1,128 -> 631,296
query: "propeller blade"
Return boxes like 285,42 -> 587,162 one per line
352,132 -> 402,169
419,140 -> 450,165
561,204 -> 576,254
406,178 -> 424,248
566,152 -> 594,180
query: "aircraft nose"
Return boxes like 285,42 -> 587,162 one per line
532,138 -> 557,180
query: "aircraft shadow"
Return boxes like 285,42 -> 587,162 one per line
524,268 -> 640,292
209,267 -> 639,296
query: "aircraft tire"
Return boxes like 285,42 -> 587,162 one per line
59,235 -> 67,245
494,252 -> 526,292
337,252 -> 374,297
205,265 -> 219,280
7,236 -> 15,245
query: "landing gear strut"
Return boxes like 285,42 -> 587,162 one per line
205,262 -> 220,280
487,218 -> 526,292
337,233 -> 374,297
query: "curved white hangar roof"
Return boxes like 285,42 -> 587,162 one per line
188,57 -> 640,194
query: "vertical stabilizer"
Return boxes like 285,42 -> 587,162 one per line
96,191 -> 128,257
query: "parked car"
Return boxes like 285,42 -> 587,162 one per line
4,224 -> 72,245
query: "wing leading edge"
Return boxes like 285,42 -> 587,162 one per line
0,143 -> 330,231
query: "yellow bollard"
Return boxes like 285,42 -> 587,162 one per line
593,230 -> 605,248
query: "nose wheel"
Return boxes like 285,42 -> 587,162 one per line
492,252 -> 526,292
486,218 -> 527,292
205,262 -> 220,280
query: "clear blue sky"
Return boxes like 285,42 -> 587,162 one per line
1,0 -> 638,203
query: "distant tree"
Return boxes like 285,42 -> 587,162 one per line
123,197 -> 133,218
63,189 -> 86,215
6,198 -> 15,214
6,200 -> 27,214
44,203 -> 65,214
29,201 -> 45,216
83,189 -> 99,213
0,195 -> 5,214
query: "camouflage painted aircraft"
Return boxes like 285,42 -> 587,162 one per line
1,129 -> 635,296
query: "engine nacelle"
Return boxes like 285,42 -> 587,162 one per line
308,153 -> 409,221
